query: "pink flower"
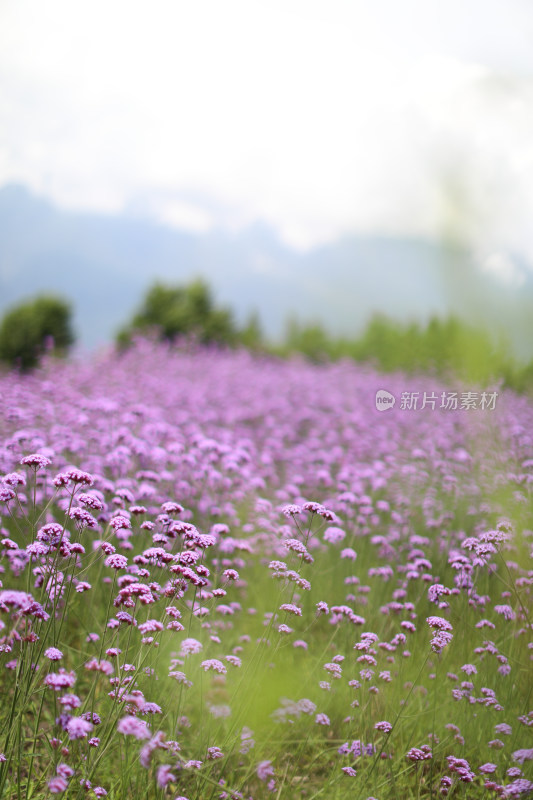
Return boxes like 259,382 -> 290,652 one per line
44,647 -> 63,661
157,765 -> 176,788
117,715 -> 151,740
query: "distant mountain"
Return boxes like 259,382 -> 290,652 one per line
0,184 -> 532,356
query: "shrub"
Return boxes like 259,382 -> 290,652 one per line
117,279 -> 238,346
0,295 -> 74,370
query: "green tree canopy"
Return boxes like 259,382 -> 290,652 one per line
117,279 -> 238,346
0,295 -> 74,370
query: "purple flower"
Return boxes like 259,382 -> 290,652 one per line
180,638 -> 203,655
342,767 -> 357,777
48,776 -> 68,793
512,749 -> 533,764
117,715 -> 151,740
53,468 -> 93,486
478,763 -> 497,774
21,454 -> 52,470
495,723 -> 512,735
44,670 -> 77,691
44,647 -> 64,661
156,765 -> 176,788
282,504 -> 302,517
494,604 -> 515,621
3,472 -> 26,487
315,713 -> 330,726
427,616 -> 453,631
201,659 -> 226,674
323,526 -> 345,544
66,716 -> 93,740
280,603 -> 302,616
257,760 -> 275,781
374,721 -> 392,733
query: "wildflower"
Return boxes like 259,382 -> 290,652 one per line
431,631 -> 453,653
201,659 -> 227,674
407,746 -> 432,761
503,779 -> 533,797
157,765 -> 176,788
179,638 -> 204,656
44,670 -> 77,691
184,760 -> 202,769
495,723 -> 512,735
342,767 -> 357,776
117,715 -> 151,739
297,699 -> 316,714
162,501 -> 184,515
494,605 -> 515,621
374,721 -> 392,734
110,514 -> 132,531
278,624 -> 293,634
0,487 -> 15,502
512,749 -> 533,764
140,703 -> 162,715
48,776 -> 68,793
66,716 -> 93,740
256,761 -> 274,781
341,547 -> 357,560
207,746 -> 224,759
69,507 -> 97,528
105,554 -> 128,570
461,664 -> 477,675
427,616 -> 453,631
44,647 -> 64,661
315,713 -> 330,725
323,526 -> 345,543
478,763 -> 497,774
280,603 -> 302,616
282,504 -> 302,517
21,454 -> 52,469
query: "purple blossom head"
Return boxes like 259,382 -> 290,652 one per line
117,715 -> 151,740
66,716 -> 93,740
21,454 -> 52,470
44,647 -> 64,661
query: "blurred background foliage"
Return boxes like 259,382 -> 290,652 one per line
1,281 -> 532,394
116,279 -> 238,347
0,295 -> 74,370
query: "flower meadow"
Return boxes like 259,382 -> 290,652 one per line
0,339 -> 532,800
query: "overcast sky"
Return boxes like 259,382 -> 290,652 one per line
1,0 -> 533,277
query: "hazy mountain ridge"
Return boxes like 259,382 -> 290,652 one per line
1,184 -> 531,354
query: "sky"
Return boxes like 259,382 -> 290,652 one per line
1,0 -> 533,278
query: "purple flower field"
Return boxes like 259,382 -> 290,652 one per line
0,339 -> 532,799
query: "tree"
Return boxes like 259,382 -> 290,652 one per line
117,279 -> 238,346
0,295 -> 74,370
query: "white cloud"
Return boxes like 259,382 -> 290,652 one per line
0,0 -> 532,258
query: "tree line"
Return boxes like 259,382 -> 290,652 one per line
1,279 -> 532,391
